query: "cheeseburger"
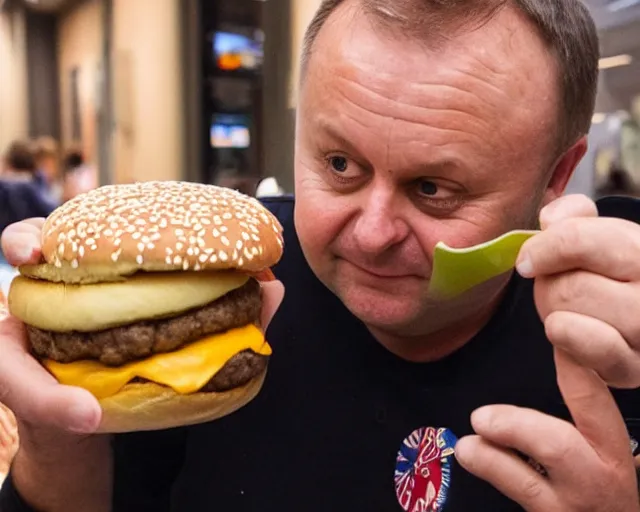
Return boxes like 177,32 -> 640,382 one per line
8,181 -> 283,433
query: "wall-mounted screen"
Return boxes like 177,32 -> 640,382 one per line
213,31 -> 263,72
210,113 -> 251,149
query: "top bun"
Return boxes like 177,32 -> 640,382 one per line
27,181 -> 283,283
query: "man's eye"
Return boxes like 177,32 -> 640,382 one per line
419,180 -> 438,196
329,156 -> 349,173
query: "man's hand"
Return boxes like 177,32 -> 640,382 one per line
516,194 -> 640,389
455,349 -> 638,511
455,195 -> 640,510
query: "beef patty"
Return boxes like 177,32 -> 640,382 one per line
28,278 -> 262,366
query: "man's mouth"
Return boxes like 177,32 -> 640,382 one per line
339,258 -> 423,280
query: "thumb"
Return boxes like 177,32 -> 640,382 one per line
539,195 -> 598,230
554,347 -> 630,463
1,219 -> 45,266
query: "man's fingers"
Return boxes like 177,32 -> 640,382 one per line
554,348 -> 632,464
467,404 -> 597,480
539,194 -> 598,229
516,217 -> 640,280
544,310 -> 639,388
0,315 -> 101,433
260,280 -> 285,330
1,219 -> 45,266
533,271 -> 640,348
455,435 -> 557,512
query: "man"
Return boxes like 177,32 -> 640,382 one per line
1,1 -> 640,510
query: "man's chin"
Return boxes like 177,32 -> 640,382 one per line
336,286 -> 425,333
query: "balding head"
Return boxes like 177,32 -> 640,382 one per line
301,0 -> 599,154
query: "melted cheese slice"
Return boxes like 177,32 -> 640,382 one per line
44,325 -> 271,399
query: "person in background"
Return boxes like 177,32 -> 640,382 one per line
0,141 -> 57,265
0,288 -> 17,488
0,401 -> 17,488
32,136 -> 63,205
596,165 -> 638,199
61,145 -> 98,202
214,168 -> 260,197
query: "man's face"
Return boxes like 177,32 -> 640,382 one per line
294,3 -> 580,336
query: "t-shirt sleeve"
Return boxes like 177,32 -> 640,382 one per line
0,473 -> 36,511
0,428 -> 186,512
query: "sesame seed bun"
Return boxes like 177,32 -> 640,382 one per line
96,369 -> 267,433
20,181 -> 283,284
8,182 -> 282,433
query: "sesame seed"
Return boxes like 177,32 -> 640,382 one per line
41,181 -> 283,271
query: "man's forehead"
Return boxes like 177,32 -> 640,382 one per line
305,1 -> 558,101
300,1 -> 559,156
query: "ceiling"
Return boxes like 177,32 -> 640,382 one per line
15,0 -> 75,12
9,0 -> 640,114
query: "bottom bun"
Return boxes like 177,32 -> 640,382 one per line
96,368 -> 267,433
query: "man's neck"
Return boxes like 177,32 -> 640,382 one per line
368,277 -> 511,363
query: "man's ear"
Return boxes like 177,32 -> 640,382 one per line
541,136 -> 588,208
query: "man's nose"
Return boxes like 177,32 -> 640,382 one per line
351,193 -> 409,254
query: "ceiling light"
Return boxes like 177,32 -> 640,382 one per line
599,54 -> 633,70
607,0 -> 640,12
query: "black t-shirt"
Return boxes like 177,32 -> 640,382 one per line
3,196 -> 640,511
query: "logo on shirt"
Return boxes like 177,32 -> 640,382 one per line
394,427 -> 458,512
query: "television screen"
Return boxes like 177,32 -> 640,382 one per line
213,31 -> 263,72
210,113 -> 251,149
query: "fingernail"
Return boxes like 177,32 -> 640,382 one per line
67,403 -> 99,433
14,243 -> 38,264
515,254 -> 534,278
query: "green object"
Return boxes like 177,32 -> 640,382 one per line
428,230 -> 539,299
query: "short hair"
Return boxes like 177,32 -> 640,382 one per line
63,145 -> 85,173
301,0 -> 599,154
3,140 -> 36,173
33,136 -> 60,161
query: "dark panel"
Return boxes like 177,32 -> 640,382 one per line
25,9 -> 60,139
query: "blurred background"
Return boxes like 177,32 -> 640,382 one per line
0,0 -> 639,200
